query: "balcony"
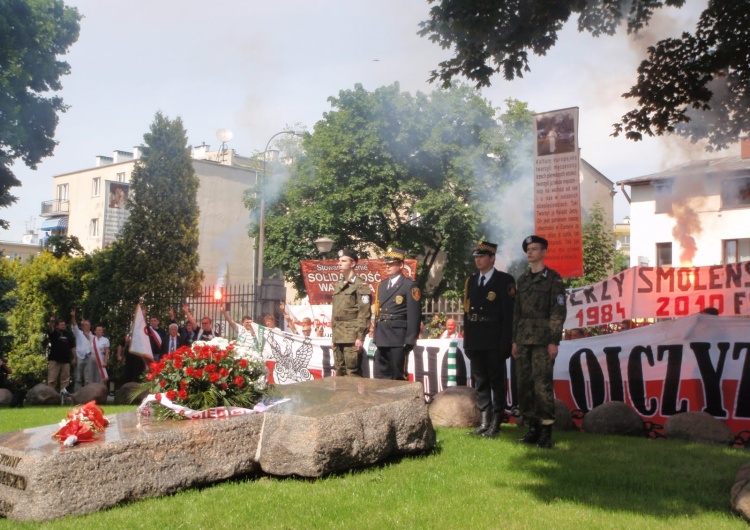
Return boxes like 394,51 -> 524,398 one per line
40,200 -> 70,217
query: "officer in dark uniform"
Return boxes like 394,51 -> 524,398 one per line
374,248 -> 422,380
463,241 -> 516,438
512,235 -> 567,449
332,249 -> 372,376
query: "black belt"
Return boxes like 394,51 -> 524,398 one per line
467,314 -> 498,322
378,315 -> 407,321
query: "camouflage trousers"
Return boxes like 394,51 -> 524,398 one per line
515,345 -> 555,426
333,343 -> 362,377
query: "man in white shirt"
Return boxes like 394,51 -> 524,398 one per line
91,324 -> 110,383
70,309 -> 95,390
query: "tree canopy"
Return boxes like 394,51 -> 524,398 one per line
0,0 -> 81,227
257,83 -> 534,298
419,0 -> 749,150
103,112 -> 202,330
566,203 -> 617,289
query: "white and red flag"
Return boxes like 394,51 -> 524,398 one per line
129,303 -> 154,360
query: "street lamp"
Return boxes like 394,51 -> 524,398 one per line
314,237 -> 334,255
255,130 -> 306,316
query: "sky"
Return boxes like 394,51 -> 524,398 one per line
3,0 -> 729,243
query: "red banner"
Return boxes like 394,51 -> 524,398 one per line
300,259 -> 418,304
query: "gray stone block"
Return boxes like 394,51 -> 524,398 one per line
24,383 -> 59,405
664,411 -> 735,446
74,382 -> 108,405
0,389 -> 12,407
428,386 -> 480,428
582,401 -> 644,436
0,377 -> 435,521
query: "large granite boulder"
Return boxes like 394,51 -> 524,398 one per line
732,463 -> 750,522
582,401 -> 644,436
0,377 -> 435,521
115,382 -> 148,405
0,388 -> 12,407
428,386 -> 480,428
75,383 -> 109,405
25,383 -> 60,405
664,411 -> 735,446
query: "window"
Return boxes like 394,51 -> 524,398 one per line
656,242 -> 672,267
90,218 -> 99,238
654,183 -> 672,214
723,238 -> 750,264
92,177 -> 101,197
56,183 -> 69,201
117,172 -> 126,182
721,177 -> 750,209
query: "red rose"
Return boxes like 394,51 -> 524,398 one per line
209,372 -> 220,383
185,366 -> 194,376
239,359 -> 249,369
234,376 -> 245,387
221,383 -> 228,390
195,369 -> 204,378
159,380 -> 167,388
180,379 -> 189,389
178,389 -> 188,400
219,368 -> 229,378
146,373 -> 155,381
173,358 -> 183,369
166,390 -> 177,401
206,363 -> 217,373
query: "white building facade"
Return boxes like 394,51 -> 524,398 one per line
618,138 -> 750,267
39,147 -> 260,286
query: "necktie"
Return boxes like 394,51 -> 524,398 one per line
479,275 -> 485,287
170,338 -> 175,352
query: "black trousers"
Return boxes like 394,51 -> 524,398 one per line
466,348 -> 506,414
375,345 -> 408,380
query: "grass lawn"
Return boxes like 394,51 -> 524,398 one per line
0,405 -> 747,529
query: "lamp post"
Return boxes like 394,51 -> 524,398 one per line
255,130 -> 305,317
314,237 -> 334,255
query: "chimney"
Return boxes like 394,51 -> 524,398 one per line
95,155 -> 113,167
741,137 -> 750,159
112,150 -> 133,163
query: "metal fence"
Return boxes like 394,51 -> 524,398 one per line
183,284 -> 256,341
183,284 -> 464,340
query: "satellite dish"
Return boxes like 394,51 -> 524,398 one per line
216,128 -> 234,142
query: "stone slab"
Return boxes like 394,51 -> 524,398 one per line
0,377 -> 435,521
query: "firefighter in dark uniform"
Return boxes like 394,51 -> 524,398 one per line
332,249 -> 371,376
463,241 -> 516,438
512,235 -> 567,449
373,248 -> 422,380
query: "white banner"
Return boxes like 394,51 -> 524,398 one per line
564,262 -> 750,329
252,313 -> 750,436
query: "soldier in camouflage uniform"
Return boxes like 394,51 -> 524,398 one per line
512,235 -> 567,449
332,249 -> 372,376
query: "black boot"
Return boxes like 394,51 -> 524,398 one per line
482,412 -> 502,438
469,409 -> 491,436
536,424 -> 553,449
517,422 -> 540,444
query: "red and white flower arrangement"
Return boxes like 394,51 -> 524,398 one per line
52,401 -> 110,447
137,337 -> 272,420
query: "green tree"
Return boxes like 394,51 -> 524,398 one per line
105,112 -> 202,330
0,0 -> 81,228
7,251 -> 82,387
45,234 -> 84,258
419,0 -> 749,150
0,257 -> 17,357
257,83 -> 532,297
567,203 -> 616,288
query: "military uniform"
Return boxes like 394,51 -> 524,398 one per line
463,242 -> 516,436
374,249 -> 422,380
332,261 -> 371,376
513,244 -> 567,435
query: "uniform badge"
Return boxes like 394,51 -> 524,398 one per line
411,287 -> 421,301
395,295 -> 404,305
487,291 -> 496,301
557,294 -> 565,306
508,284 -> 516,296
361,295 -> 370,304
